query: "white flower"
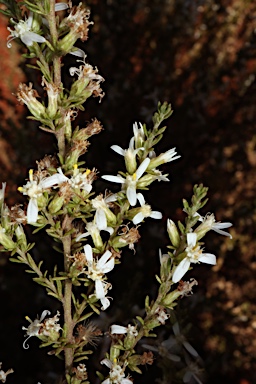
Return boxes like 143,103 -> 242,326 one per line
132,193 -> 162,224
7,13 -> 46,48
22,310 -> 51,349
84,244 -> 114,310
76,219 -> 113,249
43,166 -> 93,194
102,157 -> 150,206
172,232 -> 216,283
147,147 -> 181,170
101,359 -> 133,384
18,169 -> 56,224
195,212 -> 232,239
91,194 -> 117,228
111,137 -> 144,174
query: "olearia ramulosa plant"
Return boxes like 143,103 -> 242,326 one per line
0,1 -> 233,383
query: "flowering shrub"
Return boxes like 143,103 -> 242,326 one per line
0,1 -> 232,383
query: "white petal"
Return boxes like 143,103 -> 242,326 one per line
122,379 -> 133,384
55,3 -> 69,11
95,279 -> 105,299
84,244 -> 93,263
186,232 -> 197,247
39,310 -> 51,322
150,211 -> 162,219
111,145 -> 125,156
69,47 -> 86,58
127,185 -> 137,206
110,324 -> 127,334
101,359 -> 113,369
136,192 -> 145,206
27,198 -> 38,223
27,13 -> 33,28
21,32 -> 46,46
105,226 -> 114,235
213,222 -> 232,229
41,172 -> 67,188
98,251 -> 114,273
95,208 -> 107,230
198,253 -> 216,265
100,296 -> 111,310
172,257 -> 191,283
101,379 -> 110,384
136,157 -> 150,179
183,341 -> 199,357
102,175 -> 125,184
213,229 -> 232,238
172,322 -> 180,336
183,371 -> 192,383
76,232 -> 89,242
133,212 -> 144,225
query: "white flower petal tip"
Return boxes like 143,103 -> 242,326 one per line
172,257 -> 190,283
110,324 -> 127,334
55,3 -> 69,11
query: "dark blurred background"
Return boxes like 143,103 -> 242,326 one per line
0,0 -> 255,383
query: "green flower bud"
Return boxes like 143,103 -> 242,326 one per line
0,227 -> 16,250
167,219 -> 180,248
136,173 -> 158,188
15,225 -> 27,249
16,83 -> 46,119
48,195 -> 64,214
110,345 -> 121,361
162,290 -> 181,307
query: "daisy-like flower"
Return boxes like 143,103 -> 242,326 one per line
102,157 -> 150,206
91,194 -> 117,227
7,13 -> 46,48
130,193 -> 162,225
111,137 -> 144,174
195,212 -> 232,239
22,310 -> 51,349
42,166 -> 93,194
147,147 -> 181,170
101,359 -> 133,384
84,244 -> 114,310
18,169 -> 56,224
0,363 -> 14,383
76,218 -> 114,249
172,232 -> 216,283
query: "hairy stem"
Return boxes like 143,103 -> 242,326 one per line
62,215 -> 75,372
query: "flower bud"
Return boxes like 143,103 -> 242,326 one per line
15,225 -> 27,249
124,149 -> 137,175
0,227 -> 16,250
162,290 -> 181,307
42,77 -> 59,118
167,219 -> 180,248
48,195 -> 64,214
136,173 -> 158,188
16,83 -> 46,119
110,345 -> 121,361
